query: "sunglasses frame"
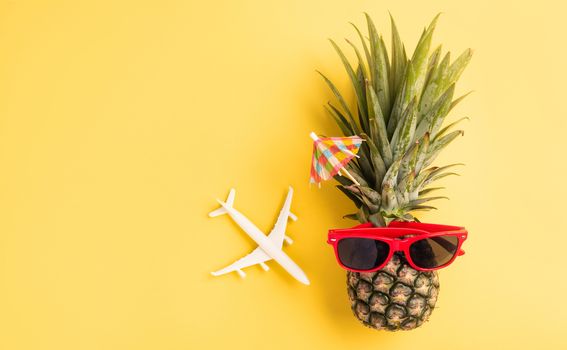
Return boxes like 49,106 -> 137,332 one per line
327,221 -> 468,272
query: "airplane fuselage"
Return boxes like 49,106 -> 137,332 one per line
220,203 -> 310,285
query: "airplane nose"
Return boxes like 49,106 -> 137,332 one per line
297,271 -> 310,285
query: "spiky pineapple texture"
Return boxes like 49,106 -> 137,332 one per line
348,253 -> 439,330
319,14 -> 471,330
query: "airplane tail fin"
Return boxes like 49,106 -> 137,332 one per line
208,189 -> 235,217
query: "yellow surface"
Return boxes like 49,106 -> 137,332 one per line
1,1 -> 566,349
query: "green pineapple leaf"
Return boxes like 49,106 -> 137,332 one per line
381,184 -> 399,212
398,140 -> 420,181
445,48 -> 473,87
425,129 -> 464,166
346,38 -> 369,81
345,186 -> 380,214
343,213 -> 359,220
369,212 -> 386,226
329,39 -> 368,130
407,205 -> 438,211
389,13 -> 408,100
435,116 -> 469,139
317,70 -> 359,133
414,132 -> 430,174
389,14 -> 439,135
325,104 -> 354,136
336,185 -> 363,207
424,45 -> 442,88
350,22 -> 372,79
366,82 -> 393,165
423,171 -> 460,187
360,133 -> 387,188
418,186 -> 445,195
365,13 -> 390,117
345,162 -> 370,187
426,163 -> 464,178
405,196 -> 448,207
420,51 -> 450,114
391,97 -> 418,159
415,83 -> 455,139
449,91 -> 473,112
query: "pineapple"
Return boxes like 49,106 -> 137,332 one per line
318,14 -> 471,330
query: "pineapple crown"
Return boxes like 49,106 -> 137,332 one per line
319,14 -> 472,226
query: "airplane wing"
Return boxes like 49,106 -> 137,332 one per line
267,186 -> 296,248
211,246 -> 271,277
210,187 -> 297,278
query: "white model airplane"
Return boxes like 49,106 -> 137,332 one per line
209,187 -> 310,285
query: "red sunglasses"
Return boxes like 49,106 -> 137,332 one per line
328,221 -> 468,272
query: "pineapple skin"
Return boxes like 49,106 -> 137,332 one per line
347,253 -> 439,330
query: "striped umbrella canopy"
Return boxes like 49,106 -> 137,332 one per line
309,132 -> 363,186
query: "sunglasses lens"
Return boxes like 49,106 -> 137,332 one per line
409,236 -> 459,269
337,238 -> 390,271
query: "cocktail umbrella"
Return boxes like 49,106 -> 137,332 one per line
309,131 -> 363,187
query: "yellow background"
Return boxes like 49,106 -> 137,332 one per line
1,1 -> 566,349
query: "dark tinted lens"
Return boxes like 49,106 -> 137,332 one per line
409,236 -> 459,269
337,238 -> 390,270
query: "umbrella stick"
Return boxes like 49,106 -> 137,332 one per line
340,167 -> 360,186
342,149 -> 360,158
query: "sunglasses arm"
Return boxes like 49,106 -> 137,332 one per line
458,249 -> 465,256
